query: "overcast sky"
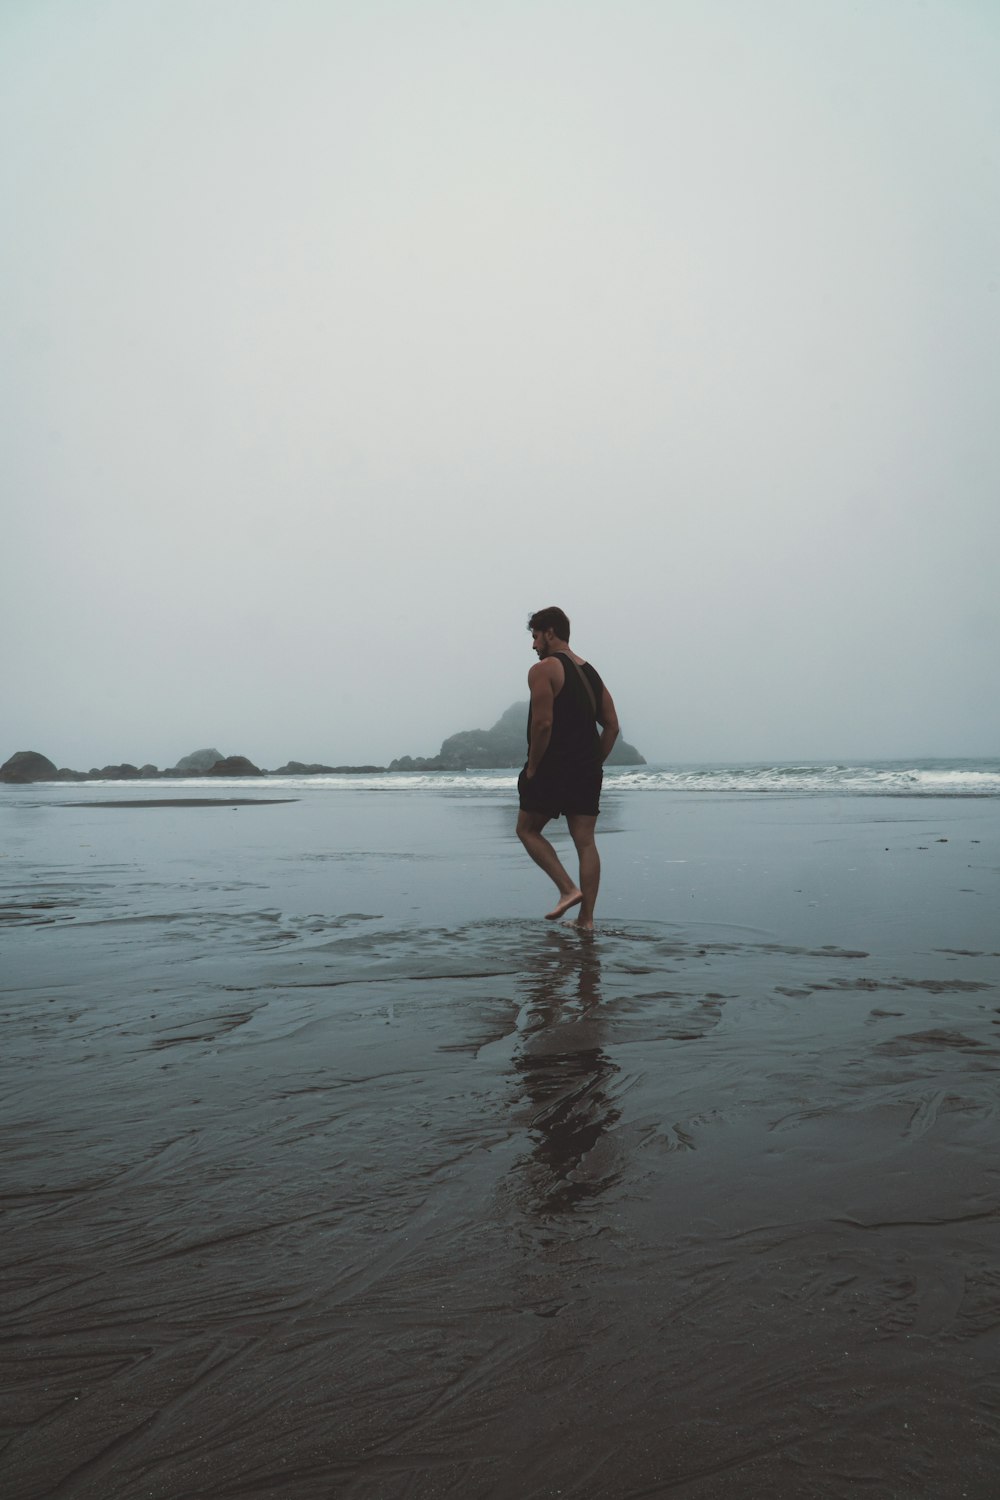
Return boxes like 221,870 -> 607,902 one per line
3,0 -> 998,769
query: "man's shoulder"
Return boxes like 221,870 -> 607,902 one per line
528,657 -> 564,685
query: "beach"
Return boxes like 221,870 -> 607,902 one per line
3,774 -> 1000,1497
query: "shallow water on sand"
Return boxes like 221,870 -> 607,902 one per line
2,787 -> 1000,1496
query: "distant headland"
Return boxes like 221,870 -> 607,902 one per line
388,701 -> 645,771
1,702 -> 646,783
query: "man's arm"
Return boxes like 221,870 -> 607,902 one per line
525,661 -> 556,777
597,686 -> 620,764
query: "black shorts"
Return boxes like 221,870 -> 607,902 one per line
517,763 -> 602,819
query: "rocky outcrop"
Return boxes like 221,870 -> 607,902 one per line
390,702 -> 646,771
205,755 -> 263,776
392,704 -> 525,771
0,750 -> 58,783
270,761 -> 385,775
605,734 -> 645,766
0,753 -> 149,783
170,748 -> 224,773
3,714 -> 646,785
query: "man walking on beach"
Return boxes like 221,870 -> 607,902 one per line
517,606 -> 620,930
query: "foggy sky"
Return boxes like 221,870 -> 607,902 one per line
3,0 -> 998,769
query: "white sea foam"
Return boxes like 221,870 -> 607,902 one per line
605,762 -> 1000,797
42,760 -> 1000,799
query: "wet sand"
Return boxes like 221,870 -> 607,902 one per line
2,787 -> 999,1497
71,797 -> 300,809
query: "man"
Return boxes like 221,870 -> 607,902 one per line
516,606 -> 620,929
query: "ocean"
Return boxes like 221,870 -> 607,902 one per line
3,759 -> 1000,1496
33,755 -> 991,796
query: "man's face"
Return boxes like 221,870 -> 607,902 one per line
531,628 -> 553,659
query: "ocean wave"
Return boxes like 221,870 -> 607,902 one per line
606,763 -> 1000,797
40,760 -> 1000,799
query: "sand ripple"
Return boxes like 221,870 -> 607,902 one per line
3,882 -> 1000,1495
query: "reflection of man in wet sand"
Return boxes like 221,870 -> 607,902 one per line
516,606 -> 620,930
515,938 -> 619,1212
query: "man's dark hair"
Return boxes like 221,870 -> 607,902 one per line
528,606 -> 571,640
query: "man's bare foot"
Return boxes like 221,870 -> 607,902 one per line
546,889 -> 582,920
566,916 -> 594,932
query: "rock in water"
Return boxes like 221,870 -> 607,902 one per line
270,761 -> 387,774
389,701 -> 647,771
170,748 -> 225,773
0,750 -> 58,783
205,756 -> 263,776
271,760 -> 338,775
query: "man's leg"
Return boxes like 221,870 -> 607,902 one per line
516,810 -> 583,919
566,813 -> 600,929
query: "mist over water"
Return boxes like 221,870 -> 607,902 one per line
2,2 -> 999,767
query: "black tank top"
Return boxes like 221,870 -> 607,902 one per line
526,653 -> 604,770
